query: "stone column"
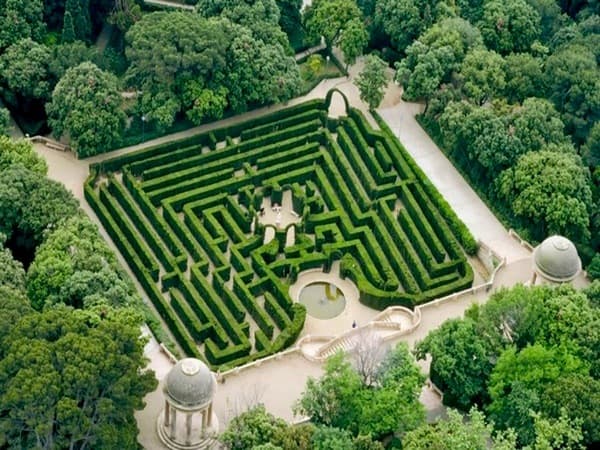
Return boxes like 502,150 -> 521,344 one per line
164,401 -> 171,427
169,407 -> 177,439
207,403 -> 213,427
185,412 -> 193,445
201,408 -> 208,429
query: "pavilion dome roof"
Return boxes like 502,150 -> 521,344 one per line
164,358 -> 215,408
533,235 -> 581,282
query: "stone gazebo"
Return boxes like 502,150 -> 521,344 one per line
157,358 -> 218,449
531,235 -> 582,285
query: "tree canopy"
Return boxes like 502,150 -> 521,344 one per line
47,62 -> 126,157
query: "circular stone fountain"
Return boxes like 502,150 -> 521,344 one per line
299,282 -> 346,319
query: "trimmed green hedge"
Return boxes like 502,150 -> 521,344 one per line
85,94 -> 475,369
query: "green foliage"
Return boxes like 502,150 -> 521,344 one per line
64,0 -> 90,42
311,426 -> 354,449
87,98 -> 474,367
48,41 -> 100,80
339,18 -> 369,68
544,43 -> 600,143
61,10 -> 75,43
0,38 -> 53,101
0,0 -> 45,50
219,405 -> 289,449
0,246 -> 26,293
0,165 -> 79,252
47,62 -> 126,157
374,0 -> 455,54
295,344 -> 425,440
304,0 -> 363,52
459,48 -> 505,105
523,411 -> 585,450
354,54 -> 388,109
478,0 -> 541,53
582,121 -> 600,168
487,344 -> 588,445
403,407 -> 517,450
0,136 -> 47,174
182,82 -> 228,125
588,253 -> 600,280
107,0 -> 142,32
26,214 -> 137,310
498,150 -> 592,241
503,53 -> 544,104
0,306 -> 157,449
0,107 -> 8,136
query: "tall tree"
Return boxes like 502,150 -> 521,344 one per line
64,0 -> 91,42
0,306 -> 156,449
459,48 -> 505,105
503,53 -> 544,103
339,18 -> 369,70
61,10 -> 75,43
0,0 -> 45,50
498,150 -> 593,241
47,62 -> 126,157
487,344 -> 588,445
478,0 -> 541,53
354,54 -> 389,109
0,136 -> 47,174
304,0 -> 363,53
0,39 -> 53,102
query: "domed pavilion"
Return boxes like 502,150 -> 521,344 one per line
531,235 -> 582,285
157,358 -> 218,449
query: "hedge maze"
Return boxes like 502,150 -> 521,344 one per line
85,92 -> 475,369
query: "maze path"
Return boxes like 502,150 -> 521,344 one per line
85,96 -> 474,369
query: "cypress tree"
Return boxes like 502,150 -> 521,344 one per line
61,11 -> 76,43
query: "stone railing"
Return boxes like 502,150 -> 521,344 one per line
216,347 -> 303,383
508,229 -> 535,252
27,135 -> 71,152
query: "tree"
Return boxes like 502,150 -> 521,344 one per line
0,136 -> 47,174
48,41 -> 100,80
311,426 -> 354,450
219,405 -> 289,449
61,10 -> 75,43
0,165 -> 79,264
26,214 -> 138,311
295,344 -> 425,441
225,28 -> 300,113
459,48 -> 505,105
340,19 -> 369,69
354,54 -> 388,109
478,0 -> 541,54
197,0 -> 289,50
0,0 -> 45,50
351,329 -> 388,386
125,12 -> 229,128
294,352 -> 363,429
541,374 -> 600,446
524,410 -> 585,450
487,344 -> 588,445
403,407 -> 517,450
503,53 -> 544,104
498,150 -> 593,241
374,0 -> 454,54
304,0 -> 363,53
0,39 -> 53,101
395,17 -> 483,103
0,107 -> 8,136
544,44 -> 600,143
415,318 -> 496,409
509,98 -> 569,154
107,0 -> 142,32
582,118 -> 600,168
0,305 -> 157,449
47,62 -> 126,157
276,0 -> 303,49
64,0 -> 91,42
0,246 -> 26,293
